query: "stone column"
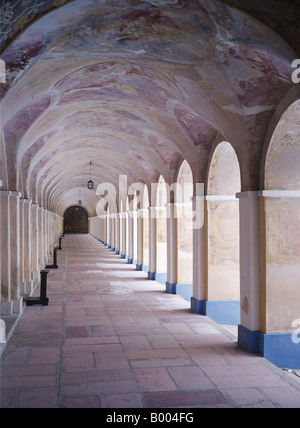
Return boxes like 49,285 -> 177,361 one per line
19,198 -> 25,293
0,191 -> 11,313
128,211 -> 137,264
116,213 -> 121,255
106,214 -> 111,247
137,210 -> 143,269
31,203 -> 40,282
38,206 -> 44,269
23,199 -> 32,295
236,191 -> 261,353
191,196 -> 207,314
166,203 -> 177,292
121,212 -> 128,259
9,192 -> 22,312
148,206 -> 156,279
43,209 -> 48,266
137,209 -> 149,272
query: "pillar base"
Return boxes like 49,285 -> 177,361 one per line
191,298 -> 240,325
238,325 -> 300,370
238,325 -> 260,354
166,283 -> 193,302
148,271 -> 156,280
148,272 -> 167,284
136,265 -> 149,273
21,281 -> 34,296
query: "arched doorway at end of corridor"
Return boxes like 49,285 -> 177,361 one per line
64,206 -> 89,234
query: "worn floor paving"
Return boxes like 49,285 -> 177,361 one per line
1,234 -> 300,408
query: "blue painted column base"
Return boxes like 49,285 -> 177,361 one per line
148,272 -> 156,280
259,331 -> 300,370
238,325 -> 260,354
147,272 -> 167,285
238,325 -> 300,369
166,283 -> 193,302
136,265 -> 149,273
191,298 -> 240,326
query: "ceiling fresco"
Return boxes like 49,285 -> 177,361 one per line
0,0 -> 299,216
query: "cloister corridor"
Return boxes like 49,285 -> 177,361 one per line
1,0 -> 300,410
1,234 -> 299,409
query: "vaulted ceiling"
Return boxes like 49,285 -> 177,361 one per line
0,0 -> 298,216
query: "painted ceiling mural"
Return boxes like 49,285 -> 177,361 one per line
0,0 -> 299,216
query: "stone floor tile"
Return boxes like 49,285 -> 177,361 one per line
17,387 -> 58,408
221,388 -> 276,408
133,367 -> 178,392
167,366 -> 216,391
1,234 -> 300,409
143,390 -> 228,408
120,335 -> 153,351
29,347 -> 60,365
62,352 -> 96,372
100,393 -> 144,408
60,396 -> 101,408
94,350 -> 130,370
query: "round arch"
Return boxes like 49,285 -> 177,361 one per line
64,205 -> 89,234
205,141 -> 241,325
207,141 -> 241,195
260,99 -> 300,335
176,160 -> 193,298
265,99 -> 300,191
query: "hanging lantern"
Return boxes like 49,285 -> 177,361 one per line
87,161 -> 94,190
78,190 -> 82,206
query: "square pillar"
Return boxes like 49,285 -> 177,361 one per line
166,203 -> 178,291
23,199 -> 33,294
0,191 -> 11,306
9,192 -> 21,302
121,212 -> 128,258
148,207 -> 157,279
136,209 -> 149,272
236,191 -> 261,353
128,211 -> 137,264
191,196 -> 207,314
31,203 -> 39,281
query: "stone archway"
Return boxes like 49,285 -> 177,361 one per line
205,141 -> 241,325
64,206 -> 89,234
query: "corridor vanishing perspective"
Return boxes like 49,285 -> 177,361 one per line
1,234 -> 300,408
1,0 -> 300,409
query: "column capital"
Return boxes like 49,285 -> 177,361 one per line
0,190 -> 22,197
205,195 -> 238,201
258,190 -> 300,198
0,190 -> 11,196
236,191 -> 260,199
10,191 -> 22,198
20,198 -> 32,204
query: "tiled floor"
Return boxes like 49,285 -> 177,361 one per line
1,234 -> 300,408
